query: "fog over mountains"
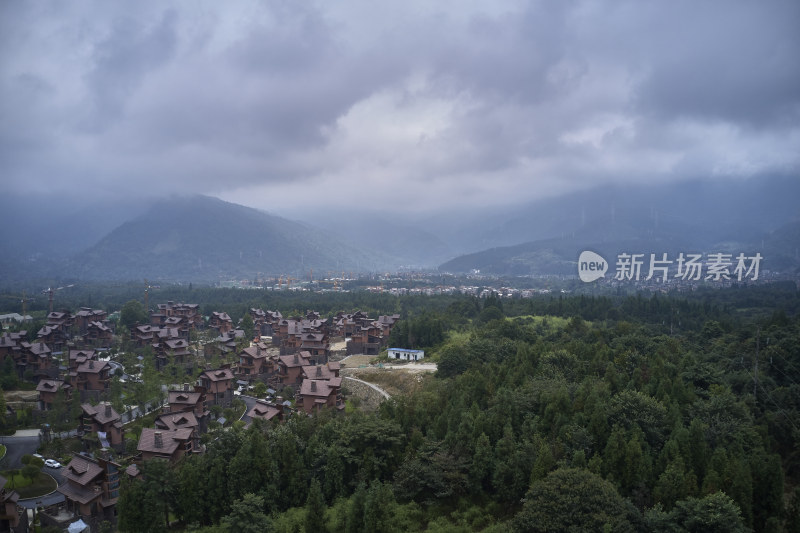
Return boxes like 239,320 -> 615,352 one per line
0,177 -> 797,284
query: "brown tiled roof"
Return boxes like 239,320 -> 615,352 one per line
301,365 -> 336,381
62,456 -> 104,487
125,464 -> 140,478
36,379 -> 64,393
168,390 -> 202,405
300,379 -> 336,398
77,359 -> 109,374
278,353 -> 310,369
82,403 -> 120,425
156,411 -> 198,431
27,342 -> 51,356
137,428 -> 192,455
247,402 -> 281,421
58,481 -> 102,505
202,368 -> 234,382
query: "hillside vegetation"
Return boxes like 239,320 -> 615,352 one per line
115,285 -> 800,532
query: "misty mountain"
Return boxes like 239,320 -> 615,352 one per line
439,221 -> 800,277
438,178 -> 800,276
66,196 -> 393,282
424,176 -> 800,255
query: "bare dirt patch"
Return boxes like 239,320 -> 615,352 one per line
339,354 -> 378,368
347,368 -> 430,397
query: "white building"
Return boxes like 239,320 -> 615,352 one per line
387,348 -> 425,361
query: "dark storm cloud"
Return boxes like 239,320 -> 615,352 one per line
1,1 -> 797,211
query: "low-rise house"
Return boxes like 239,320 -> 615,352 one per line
83,321 -> 113,349
387,348 -> 425,361
298,378 -> 344,414
53,454 -> 121,530
203,329 -> 243,358
237,343 -> 272,380
249,308 -> 267,336
80,402 -> 124,451
301,362 -> 340,381
46,311 -> 73,334
137,428 -> 194,463
36,324 -> 67,354
276,352 -> 311,388
198,368 -> 234,407
167,387 -> 208,417
377,314 -> 401,337
0,331 -> 25,363
73,308 -> 107,336
0,474 -> 26,532
246,399 -> 283,424
74,359 -> 111,400
21,341 -> 55,379
347,323 -> 383,355
155,411 -> 201,452
68,349 -> 96,371
36,379 -> 70,410
209,312 -> 234,334
300,332 -> 329,363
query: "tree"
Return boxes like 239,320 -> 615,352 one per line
221,493 -> 273,533
118,459 -> 176,533
21,463 -> 41,484
120,300 -> 149,331
645,491 -> 747,533
345,482 -> 367,533
363,480 -> 396,533
513,468 -> 639,533
240,314 -> 255,341
305,478 -> 326,533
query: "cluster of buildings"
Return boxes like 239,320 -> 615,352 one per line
0,306 -> 113,384
367,284 -> 554,298
1,301 -> 411,532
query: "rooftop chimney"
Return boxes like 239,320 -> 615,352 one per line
316,366 -> 322,377
154,431 -> 163,448
105,404 -> 112,417
311,381 -> 317,392
89,361 -> 94,369
293,354 -> 299,364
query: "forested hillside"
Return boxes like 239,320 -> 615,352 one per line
115,284 -> 800,532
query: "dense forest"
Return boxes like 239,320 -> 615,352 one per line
104,283 -> 800,532
4,282 -> 800,531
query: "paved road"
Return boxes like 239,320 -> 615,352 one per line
0,431 -> 65,507
238,395 -> 258,424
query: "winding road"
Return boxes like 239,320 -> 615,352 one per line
1,430 -> 65,508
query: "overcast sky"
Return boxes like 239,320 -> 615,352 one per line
1,1 -> 798,216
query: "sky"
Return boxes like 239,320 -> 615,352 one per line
1,0 -> 798,216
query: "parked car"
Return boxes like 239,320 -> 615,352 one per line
44,459 -> 61,468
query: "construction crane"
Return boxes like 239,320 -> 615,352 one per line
0,291 -> 34,321
42,284 -> 74,314
144,279 -> 152,312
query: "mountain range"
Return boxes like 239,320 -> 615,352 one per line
0,177 -> 798,284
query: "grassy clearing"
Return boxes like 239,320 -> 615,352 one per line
1,471 -> 58,498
